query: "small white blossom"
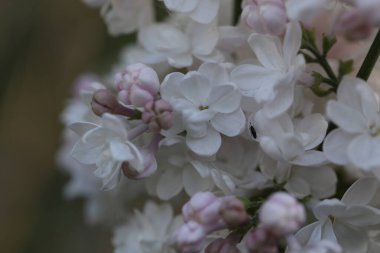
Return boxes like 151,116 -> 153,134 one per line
70,114 -> 145,190
232,22 -> 305,118
252,111 -> 328,167
324,76 -> 380,172
138,17 -> 222,68
161,62 -> 245,156
295,178 -> 380,253
113,201 -> 182,253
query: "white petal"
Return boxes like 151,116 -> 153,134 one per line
292,150 -> 327,166
342,177 -> 379,205
323,129 -> 354,165
161,72 -> 185,102
168,53 -> 193,68
71,139 -> 104,165
231,64 -> 281,102
163,0 -> 198,12
333,221 -> 368,253
290,165 -> 337,199
69,122 -> 98,136
189,0 -> 219,24
283,22 -> 302,66
180,72 -> 211,105
198,62 -> 230,84
183,166 -> 211,195
186,127 -> 221,156
327,100 -> 368,133
110,141 -> 134,161
207,84 -> 241,113
278,135 -> 304,161
262,82 -> 294,118
156,168 -> 183,200
210,109 -> 245,137
295,113 -> 328,150
347,134 -> 380,170
248,33 -> 284,70
102,113 -> 128,137
188,20 -> 219,55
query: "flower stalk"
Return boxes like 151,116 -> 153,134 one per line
357,29 -> 380,81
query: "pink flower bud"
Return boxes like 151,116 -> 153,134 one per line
334,9 -> 373,41
259,192 -> 305,236
114,63 -> 160,107
219,197 -> 249,229
91,89 -> 135,117
142,99 -> 173,132
205,238 -> 241,253
355,0 -> 380,25
241,0 -> 287,36
122,148 -> 157,180
244,227 -> 278,253
175,221 -> 206,253
182,192 -> 226,232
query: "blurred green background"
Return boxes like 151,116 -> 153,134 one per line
0,0 -> 128,252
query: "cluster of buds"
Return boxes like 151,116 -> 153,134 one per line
89,63 -> 174,133
114,63 -> 160,108
174,192 -> 248,253
241,0 -> 287,36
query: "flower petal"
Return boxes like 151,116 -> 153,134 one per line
210,109 -> 245,137
186,127 -> 221,156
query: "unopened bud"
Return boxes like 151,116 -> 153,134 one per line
244,227 -> 278,253
91,89 -> 134,117
114,63 -> 160,107
242,0 -> 287,35
142,99 -> 173,132
219,197 -> 249,229
334,9 -> 372,41
259,192 -> 305,236
175,221 -> 206,253
121,149 -> 157,180
205,238 -> 241,253
182,192 -> 225,232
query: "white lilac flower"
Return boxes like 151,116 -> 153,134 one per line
137,17 -> 223,68
259,153 -> 337,199
161,62 -> 245,156
70,113 -> 146,190
101,0 -> 154,36
252,110 -> 328,167
191,136 -> 267,195
231,22 -> 305,118
113,201 -> 182,253
145,137 -> 213,200
323,76 -> 380,172
295,178 -> 380,253
160,0 -> 221,24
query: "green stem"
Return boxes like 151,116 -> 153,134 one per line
306,45 -> 338,86
357,30 -> 380,81
233,0 -> 242,25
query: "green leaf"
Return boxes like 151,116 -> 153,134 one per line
322,34 -> 337,56
338,59 -> 354,80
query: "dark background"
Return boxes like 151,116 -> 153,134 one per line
0,0 -> 129,252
